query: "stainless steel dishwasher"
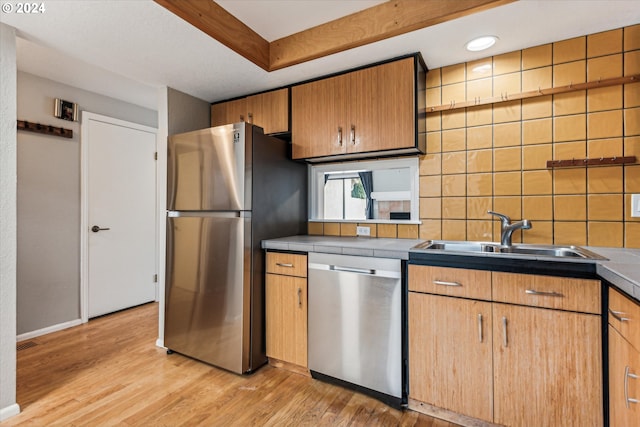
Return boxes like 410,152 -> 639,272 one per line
308,252 -> 405,407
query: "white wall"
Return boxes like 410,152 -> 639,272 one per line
0,22 -> 20,422
167,87 -> 210,135
16,72 -> 157,336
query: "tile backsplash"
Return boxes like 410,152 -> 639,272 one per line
311,23 -> 640,248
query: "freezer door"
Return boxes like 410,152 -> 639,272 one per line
167,124 -> 248,211
165,213 -> 251,373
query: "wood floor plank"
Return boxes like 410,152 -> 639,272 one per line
1,302 -> 460,427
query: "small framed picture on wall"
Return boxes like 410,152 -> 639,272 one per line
54,98 -> 78,121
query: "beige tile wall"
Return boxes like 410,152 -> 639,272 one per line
311,24 -> 640,248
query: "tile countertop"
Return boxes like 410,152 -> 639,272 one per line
261,235 -> 423,260
591,247 -> 640,300
262,236 -> 640,303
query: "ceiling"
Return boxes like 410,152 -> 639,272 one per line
2,0 -> 639,111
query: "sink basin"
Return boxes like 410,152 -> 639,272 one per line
412,240 -> 607,260
414,241 -> 501,253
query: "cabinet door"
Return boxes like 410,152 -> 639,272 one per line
493,304 -> 603,427
246,88 -> 289,134
211,98 -> 247,127
291,74 -> 348,159
609,287 -> 640,351
610,325 -> 640,427
349,57 -> 415,153
409,293 -> 493,421
265,273 -> 307,367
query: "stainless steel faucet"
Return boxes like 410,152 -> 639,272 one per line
488,210 -> 532,246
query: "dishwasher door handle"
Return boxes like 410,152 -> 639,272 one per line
331,265 -> 375,275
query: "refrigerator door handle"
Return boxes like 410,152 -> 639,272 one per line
167,211 -> 250,218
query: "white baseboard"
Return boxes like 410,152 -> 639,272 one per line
155,338 -> 165,349
17,318 -> 83,342
0,403 -> 20,421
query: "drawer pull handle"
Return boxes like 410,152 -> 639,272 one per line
276,263 -> 294,268
337,127 -> 343,146
625,366 -> 639,408
502,317 -> 508,348
478,314 -> 483,343
297,287 -> 302,307
434,280 -> 462,287
525,289 -> 564,297
609,309 -> 630,322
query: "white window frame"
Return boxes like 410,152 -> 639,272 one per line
309,157 -> 420,223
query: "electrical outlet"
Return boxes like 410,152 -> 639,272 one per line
632,194 -> 640,218
356,226 -> 371,236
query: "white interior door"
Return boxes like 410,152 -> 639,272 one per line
82,113 -> 158,319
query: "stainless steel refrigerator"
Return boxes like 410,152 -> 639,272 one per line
164,122 -> 307,374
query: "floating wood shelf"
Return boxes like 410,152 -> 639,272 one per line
17,120 -> 73,139
423,74 -> 640,114
546,156 -> 636,169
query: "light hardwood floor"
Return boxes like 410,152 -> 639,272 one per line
2,302 -> 459,427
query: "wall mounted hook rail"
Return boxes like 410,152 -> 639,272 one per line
17,120 -> 73,139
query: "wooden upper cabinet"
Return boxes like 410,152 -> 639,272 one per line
291,55 -> 425,160
246,88 -> 289,134
211,88 -> 290,134
291,74 -> 348,159
211,97 -> 247,127
349,58 -> 415,154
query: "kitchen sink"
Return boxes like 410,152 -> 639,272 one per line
416,241 -> 501,253
411,240 -> 607,260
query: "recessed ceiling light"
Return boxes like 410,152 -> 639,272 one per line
466,36 -> 498,52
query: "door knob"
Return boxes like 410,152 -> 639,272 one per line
91,225 -> 110,232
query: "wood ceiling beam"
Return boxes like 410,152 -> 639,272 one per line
269,0 -> 515,71
155,0 -> 515,72
154,0 -> 270,70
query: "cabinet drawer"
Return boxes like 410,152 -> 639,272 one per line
266,252 -> 307,277
609,287 -> 640,351
408,265 -> 491,300
492,272 -> 601,314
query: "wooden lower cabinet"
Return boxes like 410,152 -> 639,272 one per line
409,293 -> 493,421
492,303 -> 603,427
408,266 -> 603,427
609,325 -> 640,426
609,287 -> 640,427
265,273 -> 307,368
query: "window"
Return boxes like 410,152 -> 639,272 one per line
309,157 -> 419,223
323,173 -> 367,220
